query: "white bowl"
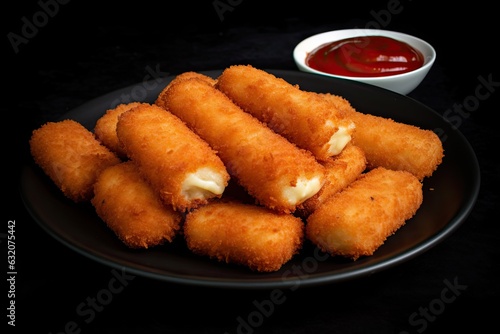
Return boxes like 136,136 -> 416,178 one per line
293,29 -> 436,95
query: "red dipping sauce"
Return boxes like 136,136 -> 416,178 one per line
305,36 -> 424,77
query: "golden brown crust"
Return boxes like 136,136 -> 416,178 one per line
156,72 -> 217,111
321,93 -> 444,180
216,65 -> 355,160
29,119 -> 121,202
184,201 -> 304,272
297,143 -> 367,218
91,161 -> 182,249
94,102 -> 145,158
306,167 -> 423,260
167,71 -> 217,89
157,77 -> 325,213
116,103 -> 230,212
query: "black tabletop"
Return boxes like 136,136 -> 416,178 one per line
6,1 -> 499,333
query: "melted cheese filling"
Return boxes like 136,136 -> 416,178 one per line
325,122 -> 355,156
282,176 -> 322,205
181,167 -> 226,200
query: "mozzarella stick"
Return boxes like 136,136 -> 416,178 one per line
322,93 -> 444,180
94,102 -> 145,158
306,167 -> 423,260
116,103 -> 230,211
92,161 -> 182,249
184,201 -> 304,272
215,65 -> 356,160
164,71 -> 217,91
297,144 -> 367,218
156,77 -> 325,213
29,119 -> 121,202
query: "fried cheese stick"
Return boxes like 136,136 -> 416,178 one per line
164,71 -> 217,90
306,167 -> 423,260
184,201 -> 304,272
94,102 -> 145,158
92,161 -> 182,248
216,65 -> 356,160
116,103 -> 230,211
29,119 -> 121,202
322,93 -> 444,180
156,77 -> 325,213
297,144 -> 367,218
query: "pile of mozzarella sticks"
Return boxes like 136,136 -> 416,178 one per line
29,65 -> 444,272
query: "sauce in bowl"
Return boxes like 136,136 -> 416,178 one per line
305,36 -> 424,77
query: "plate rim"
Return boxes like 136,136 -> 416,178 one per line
20,69 -> 481,289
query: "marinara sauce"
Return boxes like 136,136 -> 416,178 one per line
305,36 -> 424,77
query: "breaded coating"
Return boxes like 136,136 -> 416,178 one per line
297,144 -> 367,218
163,71 -> 217,91
216,65 -> 355,160
184,201 -> 304,272
91,161 -> 182,249
306,167 -> 423,260
94,102 -> 145,158
116,103 -> 230,212
29,119 -> 121,202
156,77 -> 325,214
322,93 -> 444,180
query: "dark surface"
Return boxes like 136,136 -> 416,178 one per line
18,70 -> 481,290
6,0 -> 499,333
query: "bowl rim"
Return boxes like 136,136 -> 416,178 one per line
293,28 -> 436,82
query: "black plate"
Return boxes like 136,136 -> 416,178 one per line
20,70 -> 480,289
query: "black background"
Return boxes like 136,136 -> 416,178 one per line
5,0 -> 499,333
